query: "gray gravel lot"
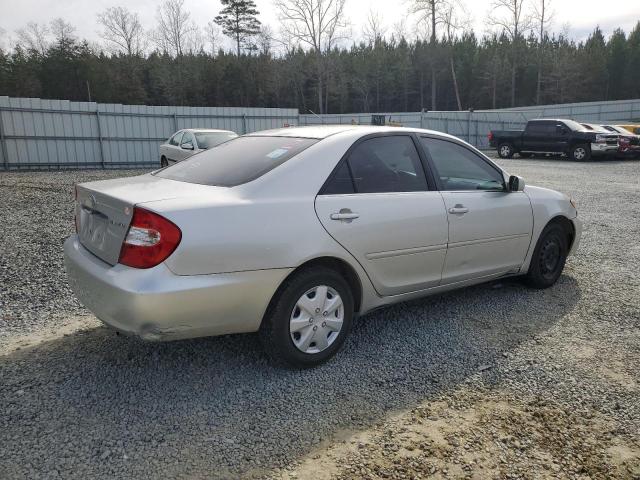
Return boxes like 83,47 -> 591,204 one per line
1,156 -> 639,479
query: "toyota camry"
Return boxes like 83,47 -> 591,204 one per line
64,126 -> 581,367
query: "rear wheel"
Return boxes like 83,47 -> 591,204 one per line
525,223 -> 568,289
498,143 -> 515,159
259,267 -> 354,368
160,156 -> 168,168
569,144 -> 591,162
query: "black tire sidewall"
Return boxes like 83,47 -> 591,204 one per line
526,224 -> 568,288
161,156 -> 168,167
261,268 -> 354,368
570,144 -> 591,162
498,143 -> 514,158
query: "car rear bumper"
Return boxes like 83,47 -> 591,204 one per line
64,236 -> 291,341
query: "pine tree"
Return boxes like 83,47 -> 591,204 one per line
214,0 -> 261,57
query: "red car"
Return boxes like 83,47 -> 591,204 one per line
601,125 -> 640,159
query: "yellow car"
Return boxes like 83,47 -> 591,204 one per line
617,125 -> 640,135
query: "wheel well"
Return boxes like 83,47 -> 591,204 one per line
268,257 -> 363,317
548,216 -> 575,250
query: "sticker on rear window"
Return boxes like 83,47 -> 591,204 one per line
266,148 -> 289,159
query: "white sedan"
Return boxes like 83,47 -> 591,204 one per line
159,128 -> 238,167
65,126 -> 581,367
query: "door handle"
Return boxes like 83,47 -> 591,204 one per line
330,209 -> 359,221
448,205 -> 469,214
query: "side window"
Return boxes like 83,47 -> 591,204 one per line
420,137 -> 505,192
525,123 -> 544,134
322,162 -> 355,194
346,136 -> 428,194
169,131 -> 183,146
181,131 -> 194,147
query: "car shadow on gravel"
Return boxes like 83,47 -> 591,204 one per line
0,275 -> 581,479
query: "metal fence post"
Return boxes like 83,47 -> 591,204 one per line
0,107 -> 8,170
242,113 -> 247,134
467,111 -> 472,143
96,108 -> 105,168
420,109 -> 425,128
444,118 -> 449,134
173,113 -> 178,132
474,120 -> 479,148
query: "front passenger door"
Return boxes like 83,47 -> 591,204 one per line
419,137 -> 533,284
315,135 -> 449,296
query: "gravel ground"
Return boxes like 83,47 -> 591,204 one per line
0,156 -> 639,479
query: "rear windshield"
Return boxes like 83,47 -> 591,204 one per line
562,119 -> 588,132
195,131 -> 238,149
155,136 -> 318,187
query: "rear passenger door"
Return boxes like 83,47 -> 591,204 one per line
315,134 -> 449,296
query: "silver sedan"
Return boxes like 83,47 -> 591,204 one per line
159,128 -> 238,167
65,126 -> 581,367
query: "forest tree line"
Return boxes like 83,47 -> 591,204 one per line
0,0 -> 639,114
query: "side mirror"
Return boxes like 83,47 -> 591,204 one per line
181,142 -> 194,150
509,175 -> 525,192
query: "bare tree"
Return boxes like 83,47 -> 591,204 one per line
442,2 -> 469,110
97,7 -> 146,56
205,21 -> 222,56
275,0 -> 349,114
153,0 -> 197,57
391,18 -> 407,43
412,0 -> 454,110
16,22 -> 50,55
362,9 -> 386,44
258,25 -> 274,55
489,0 -> 532,107
50,18 -> 76,45
532,0 -> 553,104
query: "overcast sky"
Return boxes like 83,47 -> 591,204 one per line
1,0 -> 639,51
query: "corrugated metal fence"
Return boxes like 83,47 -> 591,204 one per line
1,96 -> 639,169
299,99 -> 640,149
0,97 -> 298,169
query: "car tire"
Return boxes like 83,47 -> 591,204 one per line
160,156 -> 168,168
525,223 -> 568,289
259,266 -> 354,368
498,143 -> 515,159
569,144 -> 591,162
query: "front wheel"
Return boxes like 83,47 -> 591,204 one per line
498,143 -> 515,159
525,223 -> 568,289
259,267 -> 354,368
160,156 -> 168,168
568,144 -> 591,162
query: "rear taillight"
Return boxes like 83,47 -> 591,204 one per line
118,207 -> 182,269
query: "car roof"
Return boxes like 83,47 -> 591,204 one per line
246,125 -> 460,140
184,129 -> 236,134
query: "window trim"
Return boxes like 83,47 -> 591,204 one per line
318,132 -> 436,196
169,130 -> 184,146
181,131 -> 195,147
417,135 -> 508,193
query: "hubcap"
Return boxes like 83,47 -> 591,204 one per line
574,148 -> 586,160
290,285 -> 344,354
500,146 -> 511,156
540,238 -> 561,277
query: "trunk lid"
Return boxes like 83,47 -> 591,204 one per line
75,174 -> 222,265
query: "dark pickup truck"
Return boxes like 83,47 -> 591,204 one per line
489,119 -> 619,161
